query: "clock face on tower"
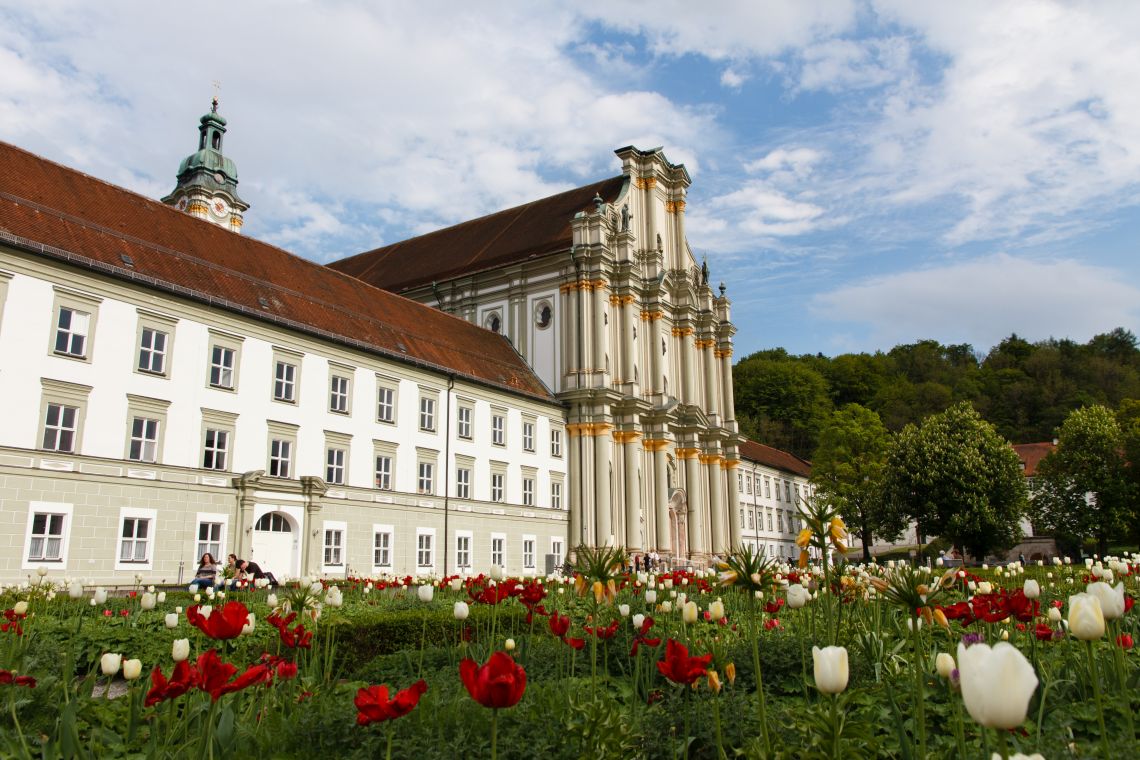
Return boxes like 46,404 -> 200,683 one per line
176,197 -> 188,211
211,198 -> 231,218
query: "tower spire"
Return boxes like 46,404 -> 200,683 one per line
161,99 -> 249,233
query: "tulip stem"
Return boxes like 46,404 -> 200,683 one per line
829,694 -> 841,760
1086,640 -> 1110,758
490,708 -> 499,760
385,722 -> 394,760
747,596 -> 772,755
909,618 -> 927,759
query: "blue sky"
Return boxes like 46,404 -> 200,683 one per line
2,1 -> 1138,358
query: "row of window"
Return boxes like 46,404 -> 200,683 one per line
327,526 -> 563,573
737,471 -> 808,504
739,507 -> 803,535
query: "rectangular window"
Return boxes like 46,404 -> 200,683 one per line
326,448 -> 346,484
269,439 -> 292,478
456,467 -> 471,499
203,428 -> 229,470
767,514 -> 773,531
28,512 -> 65,562
417,461 -> 434,494
522,422 -> 534,452
740,509 -> 745,529
209,345 -> 235,389
785,482 -> 792,502
377,386 -> 395,423
746,475 -> 753,495
738,473 -> 743,493
457,406 -> 472,439
119,517 -> 150,563
42,403 -> 78,452
491,535 -> 505,568
128,416 -> 160,462
748,510 -> 755,529
373,530 -> 392,567
419,397 -> 436,431
778,513 -> 784,533
323,529 -> 343,566
764,478 -> 771,498
491,414 -> 505,446
54,306 -> 90,358
329,374 -> 350,414
550,428 -> 562,457
374,455 -> 392,490
774,479 -> 781,501
491,472 -> 504,502
196,521 -> 223,560
274,361 -> 297,402
551,539 -> 563,570
522,477 -> 534,507
456,534 -> 471,569
417,532 -> 433,567
137,328 -> 167,374
522,538 -> 535,569
551,481 -> 562,510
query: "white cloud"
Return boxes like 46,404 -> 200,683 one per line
811,254 -> 1140,352
720,68 -> 747,90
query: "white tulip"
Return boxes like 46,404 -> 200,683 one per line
618,604 -> 630,617
1068,593 -> 1105,641
164,612 -> 178,629
957,642 -> 1038,729
632,613 -> 645,630
660,601 -> 672,613
122,659 -> 142,680
418,584 -> 434,603
1022,579 -> 1040,599
505,638 -> 516,651
242,613 -> 256,635
1047,607 -> 1062,624
156,592 -> 166,604
172,638 -> 190,662
100,653 -> 122,676
682,600 -> 698,624
13,601 -> 28,616
450,578 -> 463,592
140,593 -> 156,611
812,646 -> 850,694
68,581 -> 84,599
94,588 -> 108,605
454,601 -> 470,620
708,599 -> 725,620
489,565 -> 505,581
786,583 -> 810,609
267,594 -> 278,608
936,652 -> 956,679
977,582 -> 993,595
1086,581 -> 1125,620
645,590 -> 657,604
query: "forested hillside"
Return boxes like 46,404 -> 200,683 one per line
733,328 -> 1140,460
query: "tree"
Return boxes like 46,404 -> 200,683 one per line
733,356 -> 832,459
811,404 -> 906,561
1032,405 -> 1134,556
882,401 -> 1027,560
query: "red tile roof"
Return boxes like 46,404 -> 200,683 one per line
738,440 -> 812,478
329,176 -> 628,292
0,141 -> 554,401
1012,442 -> 1055,477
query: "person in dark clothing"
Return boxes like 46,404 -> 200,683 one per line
239,559 -> 278,586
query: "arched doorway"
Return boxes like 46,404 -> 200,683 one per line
668,488 -> 688,560
250,511 -> 298,580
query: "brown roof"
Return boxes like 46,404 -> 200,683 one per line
329,175 -> 628,292
0,141 -> 554,401
1012,442 -> 1055,477
738,440 -> 812,478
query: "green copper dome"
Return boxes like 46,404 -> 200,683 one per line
164,98 -> 247,208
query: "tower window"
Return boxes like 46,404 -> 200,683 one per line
211,131 -> 221,150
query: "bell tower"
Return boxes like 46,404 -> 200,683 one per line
162,98 -> 250,232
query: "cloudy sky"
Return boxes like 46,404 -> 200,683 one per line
3,0 -> 1138,358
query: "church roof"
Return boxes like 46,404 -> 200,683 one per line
739,439 -> 813,478
1012,442 -> 1055,477
329,175 -> 628,292
0,141 -> 555,402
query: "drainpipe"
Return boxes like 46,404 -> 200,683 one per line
442,374 -> 454,576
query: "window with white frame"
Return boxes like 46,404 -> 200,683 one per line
774,479 -> 781,501
455,532 -> 472,570
491,534 -> 505,568
740,509 -> 745,529
326,447 -> 346,484
417,460 -> 434,494
455,466 -> 471,499
119,516 -> 151,564
551,481 -> 563,510
551,538 -> 563,569
329,372 -> 351,414
416,530 -> 434,568
491,472 -> 505,502
522,421 -> 534,452
550,427 -> 562,457
764,477 -> 771,498
39,379 -> 90,455
738,473 -> 743,492
323,527 -> 344,566
211,344 -> 237,389
785,481 -> 792,502
196,520 -> 223,561
491,414 -> 505,446
767,513 -> 773,531
457,405 -> 472,439
28,511 -> 65,562
747,475 -> 753,495
273,360 -> 297,403
53,305 -> 90,358
522,477 -> 534,507
522,536 -> 535,569
137,327 -> 168,375
269,439 -> 292,478
374,453 -> 393,490
376,384 -> 396,423
201,409 -> 237,472
128,416 -> 160,462
419,396 -> 436,431
373,526 -> 393,569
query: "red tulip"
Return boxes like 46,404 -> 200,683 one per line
459,651 -> 527,709
216,664 -> 273,699
1118,634 -> 1134,650
194,650 -> 238,701
656,639 -> 713,686
562,636 -> 586,650
548,613 -> 571,638
0,669 -> 35,688
1034,623 -> 1055,641
355,679 -> 428,725
145,660 -> 198,707
629,616 -> 661,656
187,601 -> 250,640
276,661 -> 298,680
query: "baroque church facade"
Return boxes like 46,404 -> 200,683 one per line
0,103 -> 807,584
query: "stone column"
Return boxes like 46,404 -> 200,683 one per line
702,340 -> 718,416
705,455 -> 726,555
679,328 -> 695,404
647,311 -> 663,394
232,470 -> 264,562
592,280 -> 607,383
567,424 -> 584,549
719,348 -> 736,423
649,441 -> 671,551
724,458 -> 742,549
681,448 -> 704,556
594,425 -> 613,545
619,432 -> 642,550
300,476 -> 328,576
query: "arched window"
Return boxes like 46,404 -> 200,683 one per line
254,513 -> 290,532
211,131 -> 221,150
535,302 -> 552,329
485,313 -> 502,333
